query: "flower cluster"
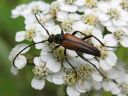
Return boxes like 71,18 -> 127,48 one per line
9,0 -> 128,96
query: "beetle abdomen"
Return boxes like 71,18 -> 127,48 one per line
61,34 -> 101,57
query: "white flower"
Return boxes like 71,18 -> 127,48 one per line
31,77 -> 45,90
11,4 -> 27,18
9,43 -> 30,69
104,27 -> 128,47
102,81 -> 121,95
47,69 -> 64,85
31,56 -> 47,90
107,62 -> 128,96
64,63 -> 104,95
95,45 -> 117,71
10,0 -> 128,95
58,0 -> 78,12
81,9 -> 99,27
15,23 -> 49,43
40,43 -> 62,73
97,0 -> 128,28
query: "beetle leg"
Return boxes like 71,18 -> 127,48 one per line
76,51 -> 106,79
72,31 -> 104,46
64,49 -> 78,78
72,31 -> 87,36
82,35 -> 118,48
72,31 -> 117,48
82,35 -> 105,46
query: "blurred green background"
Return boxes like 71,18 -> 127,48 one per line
0,0 -> 128,96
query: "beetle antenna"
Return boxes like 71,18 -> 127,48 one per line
13,40 -> 47,68
60,25 -> 64,35
34,13 -> 50,36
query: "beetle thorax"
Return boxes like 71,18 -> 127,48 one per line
48,34 -> 63,44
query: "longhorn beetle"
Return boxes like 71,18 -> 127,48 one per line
13,13 -> 116,79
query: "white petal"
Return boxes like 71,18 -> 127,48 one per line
112,19 -> 127,26
31,78 -> 45,90
67,50 -> 77,57
97,12 -> 109,22
100,60 -> 112,71
15,43 -> 30,54
97,2 -> 109,13
50,25 -> 61,34
11,4 -> 26,18
122,27 -> 128,36
106,52 -> 117,66
92,73 -> 103,82
72,21 -> 86,31
46,74 -> 53,82
76,80 -> 92,93
60,4 -> 78,12
101,20 -> 113,27
104,34 -> 117,46
52,71 -> 64,85
120,36 -> 128,47
120,11 -> 128,21
69,13 -> 81,20
75,0 -> 85,6
33,32 -> 44,42
14,55 -> 27,69
107,26 -> 117,32
111,87 -> 120,95
92,81 -> 102,90
15,31 -> 25,42
56,11 -> 68,21
83,54 -> 94,59
46,61 -> 61,72
41,52 -> 61,72
90,59 -> 100,68
67,86 -> 80,96
92,29 -> 103,39
102,20 -> 112,27
11,65 -> 18,75
107,69 -> 118,79
9,44 -> 30,62
35,43 -> 44,49
102,82 -> 111,91
34,57 -> 45,66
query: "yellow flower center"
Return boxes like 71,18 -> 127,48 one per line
53,47 -> 66,62
50,2 -> 59,17
32,64 -> 47,78
77,65 -> 92,80
25,29 -> 36,41
32,6 -> 42,13
82,14 -> 98,26
113,30 -> 123,40
61,19 -> 74,32
64,69 -> 77,85
65,0 -> 76,4
97,45 -> 108,60
107,8 -> 120,20
85,0 -> 97,8
121,0 -> 128,10
121,83 -> 128,94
